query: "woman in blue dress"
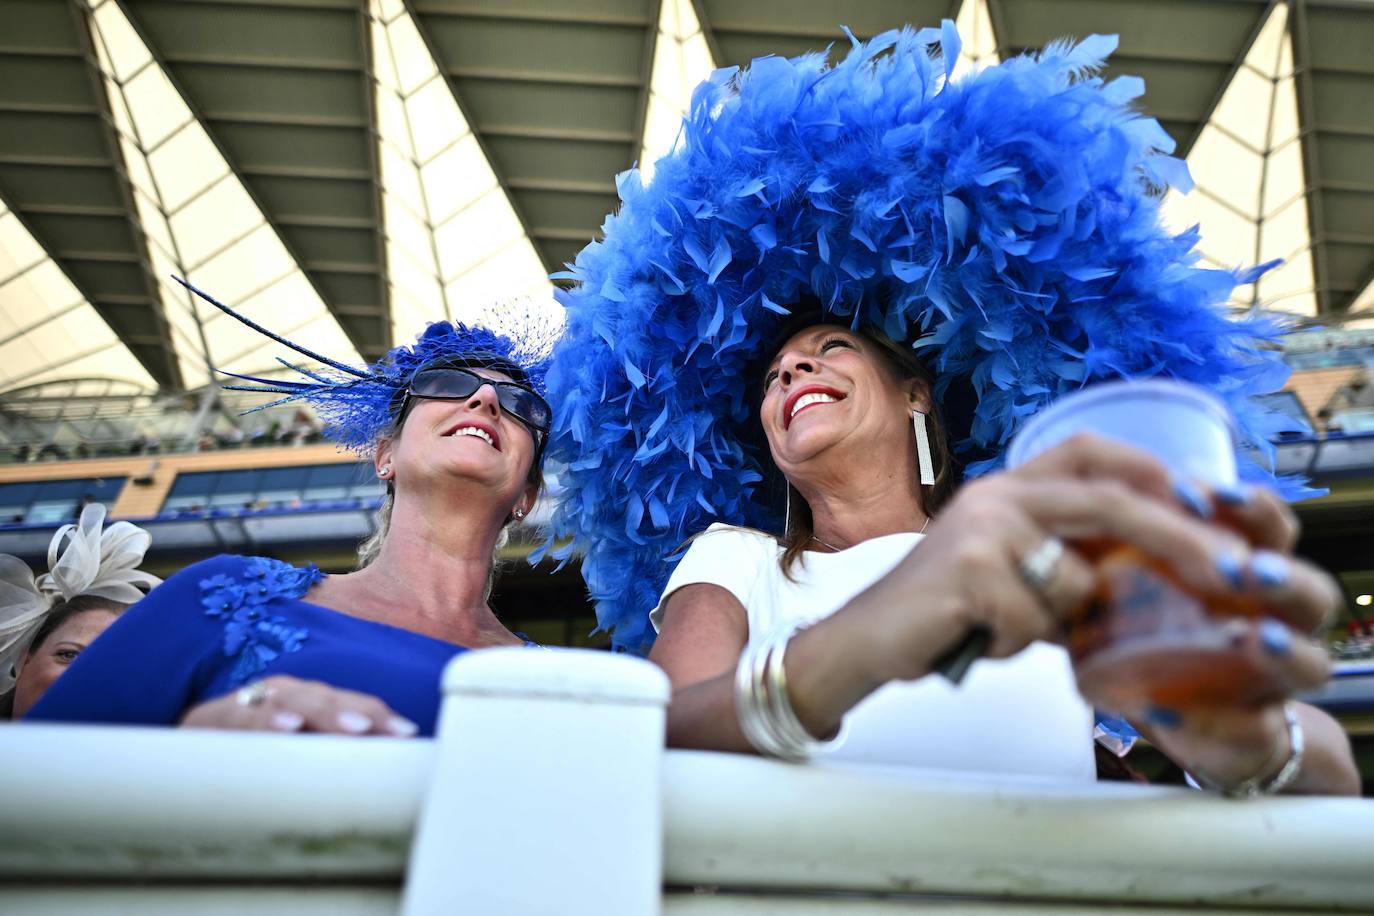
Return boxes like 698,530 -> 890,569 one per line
27,287 -> 558,737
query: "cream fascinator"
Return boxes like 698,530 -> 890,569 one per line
0,503 -> 160,690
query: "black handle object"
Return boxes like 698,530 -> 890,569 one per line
931,626 -> 991,684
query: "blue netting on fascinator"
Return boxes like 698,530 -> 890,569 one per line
544,24 -> 1309,652
178,279 -> 558,455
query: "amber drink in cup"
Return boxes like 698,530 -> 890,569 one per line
1006,380 -> 1281,714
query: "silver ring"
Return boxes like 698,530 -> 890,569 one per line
235,681 -> 271,708
1019,537 -> 1066,595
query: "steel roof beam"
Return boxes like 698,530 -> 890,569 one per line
70,0 -> 181,389
401,0 -> 555,273
115,0 -> 391,363
629,0 -> 662,175
358,3 -> 392,352
1140,0 -> 1277,159
1290,0 -> 1335,315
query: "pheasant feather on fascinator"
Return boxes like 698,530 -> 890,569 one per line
175,279 -> 559,455
545,24 -> 1306,651
0,503 -> 160,690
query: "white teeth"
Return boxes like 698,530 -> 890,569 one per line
451,426 -> 495,447
790,391 -> 839,421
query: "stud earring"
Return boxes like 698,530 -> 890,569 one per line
379,465 -> 392,479
912,410 -> 936,486
513,507 -> 526,520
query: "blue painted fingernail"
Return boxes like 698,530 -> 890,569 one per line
1173,479 -> 1213,519
1146,706 -> 1182,728
1213,482 -> 1252,507
1250,550 -> 1289,589
1259,618 -> 1292,656
1216,552 -> 1245,590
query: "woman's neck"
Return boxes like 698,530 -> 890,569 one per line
328,485 -> 521,647
797,460 -> 928,550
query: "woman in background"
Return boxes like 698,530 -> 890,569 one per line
2,503 -> 158,717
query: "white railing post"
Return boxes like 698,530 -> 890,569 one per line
401,648 -> 670,916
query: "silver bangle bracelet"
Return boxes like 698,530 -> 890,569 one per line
733,618 -> 838,761
1195,702 -> 1305,799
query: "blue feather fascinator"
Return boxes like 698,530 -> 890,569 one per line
177,279 -> 558,455
545,25 -> 1307,651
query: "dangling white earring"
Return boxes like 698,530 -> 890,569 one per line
783,484 -> 792,537
912,410 -> 936,486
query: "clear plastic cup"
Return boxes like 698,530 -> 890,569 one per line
1007,380 -> 1278,714
1006,379 -> 1240,486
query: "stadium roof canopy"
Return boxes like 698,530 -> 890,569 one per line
1,0 -> 1371,396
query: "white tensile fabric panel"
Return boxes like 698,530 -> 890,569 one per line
369,0 -> 554,344
1161,3 -> 1317,318
0,204 -> 155,394
83,0 -> 364,389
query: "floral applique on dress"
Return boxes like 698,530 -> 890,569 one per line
199,557 -> 321,687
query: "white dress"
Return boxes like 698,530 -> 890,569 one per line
652,523 -> 1096,783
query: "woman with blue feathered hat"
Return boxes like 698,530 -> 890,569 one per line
29,295 -> 557,738
546,26 -> 1358,793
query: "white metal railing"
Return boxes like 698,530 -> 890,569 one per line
2,649 -> 1372,915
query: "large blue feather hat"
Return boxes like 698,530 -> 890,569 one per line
544,25 -> 1305,652
178,279 -> 558,455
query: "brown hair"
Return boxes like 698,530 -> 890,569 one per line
769,324 -> 958,577
25,594 -> 130,659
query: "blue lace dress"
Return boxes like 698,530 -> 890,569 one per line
27,554 -> 508,736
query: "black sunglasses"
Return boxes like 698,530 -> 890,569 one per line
404,367 -> 552,437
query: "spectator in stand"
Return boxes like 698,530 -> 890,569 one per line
1,504 -> 159,718
28,292 -> 558,738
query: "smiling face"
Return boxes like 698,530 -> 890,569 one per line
378,367 -> 540,518
760,324 -> 931,487
12,607 -> 119,718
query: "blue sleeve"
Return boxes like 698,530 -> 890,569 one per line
25,555 -> 246,727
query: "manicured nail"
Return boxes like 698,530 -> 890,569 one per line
1250,550 -> 1289,589
1173,478 -> 1213,519
337,710 -> 372,734
271,711 -> 304,731
1213,482 -> 1252,507
1259,618 -> 1292,656
1215,551 -> 1246,590
387,716 -> 419,738
1145,706 -> 1182,728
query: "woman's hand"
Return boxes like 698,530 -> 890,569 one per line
863,434 -> 1339,682
1124,484 -> 1357,794
867,433 -> 1353,794
179,675 -> 420,737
